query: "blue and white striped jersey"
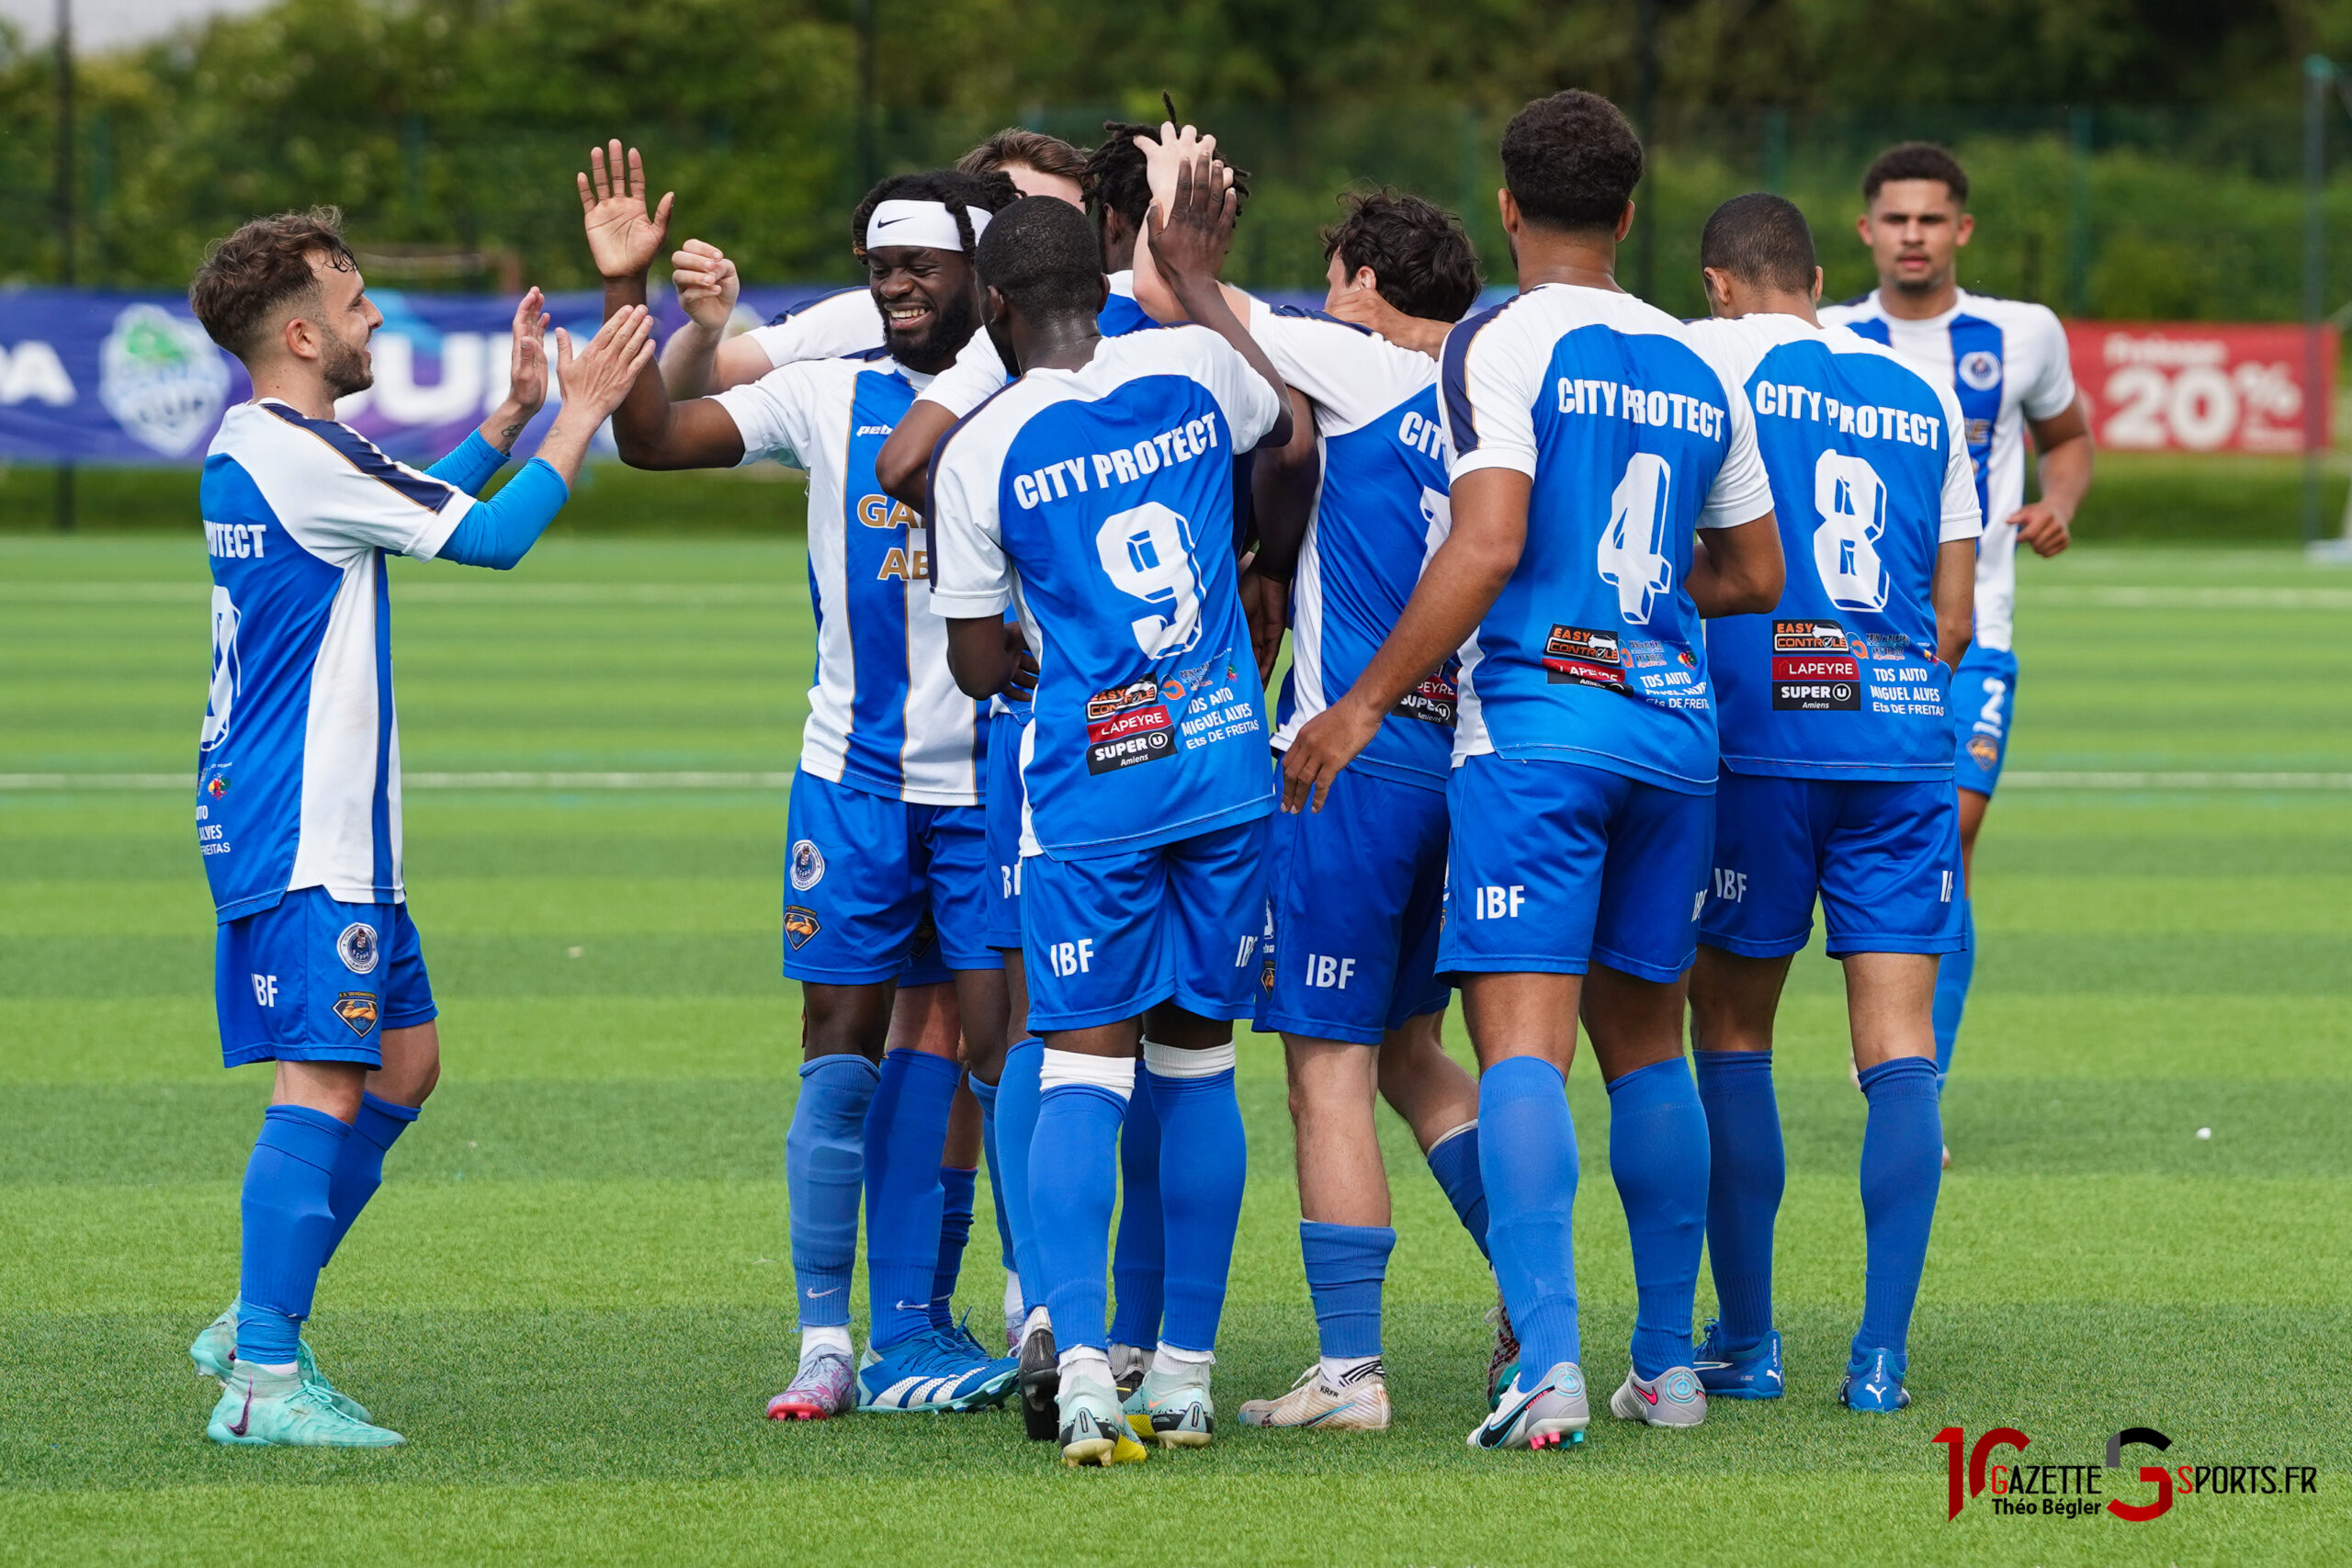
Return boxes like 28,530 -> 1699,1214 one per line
1244,299 -> 1455,792
928,328 -> 1282,859
1440,284 -> 1774,792
715,355 -> 988,806
194,401 -> 476,920
1686,313 -> 1982,780
1818,288 -> 2075,653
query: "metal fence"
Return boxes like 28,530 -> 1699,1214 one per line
1,103 -> 2350,324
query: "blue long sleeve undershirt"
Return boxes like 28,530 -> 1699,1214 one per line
424,430 -> 510,497
435,457 -> 571,571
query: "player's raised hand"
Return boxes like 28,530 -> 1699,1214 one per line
577,141 -> 675,282
1149,152 -> 1238,305
671,239 -> 740,332
2007,499 -> 2073,558
503,287 -> 551,421
1280,694 -> 1382,813
553,305 -> 658,424
1136,120 -> 1221,223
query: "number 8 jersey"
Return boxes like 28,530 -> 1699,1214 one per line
927,327 -> 1282,859
1685,314 -> 1984,779
1441,284 -> 1774,791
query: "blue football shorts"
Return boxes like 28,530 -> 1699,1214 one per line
1437,753 -> 1713,985
1699,772 -> 1965,960
214,886 -> 435,1069
1255,765 -> 1450,1045
1951,643 -> 2019,796
783,771 -> 1001,986
984,708 -> 1028,951
1021,814 -> 1271,1032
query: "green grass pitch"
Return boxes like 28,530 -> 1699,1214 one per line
2,532 -> 2347,1565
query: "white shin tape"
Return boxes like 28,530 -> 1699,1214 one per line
1143,1039 -> 1237,1079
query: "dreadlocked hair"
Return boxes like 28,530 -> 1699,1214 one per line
1083,121 -> 1252,229
848,167 -> 1020,257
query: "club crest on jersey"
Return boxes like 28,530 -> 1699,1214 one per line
1968,734 -> 2001,769
789,839 -> 826,892
1957,350 -> 2002,391
855,493 -> 920,529
1542,624 -> 1624,690
336,922 -> 379,975
784,906 -> 822,949
332,991 -> 379,1036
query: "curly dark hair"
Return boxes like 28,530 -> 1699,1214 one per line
1862,142 -> 1969,208
848,167 -> 1020,257
1322,189 -> 1483,324
1083,120 -> 1252,230
187,207 -> 356,358
1498,90 -> 1645,234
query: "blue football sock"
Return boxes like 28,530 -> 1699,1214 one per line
320,1091 -> 419,1269
1693,1050 -> 1782,1350
1029,1066 -> 1130,1353
1854,1056 -> 1943,1363
1607,1055 -> 1711,1380
929,1164 -> 978,1332
1478,1056 -> 1581,1376
1301,1221 -> 1395,1361
1108,1073 -> 1165,1348
995,1039 -> 1046,1314
786,1054 -> 878,1331
967,1071 -> 1017,1273
1423,1122 -> 1490,1259
1932,897 -> 1973,1085
1144,1052 -> 1247,1355
235,1104 -> 351,1366
863,1048 -> 961,1349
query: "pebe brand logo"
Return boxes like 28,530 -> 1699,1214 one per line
99,304 -> 230,455
1934,1426 -> 2319,1525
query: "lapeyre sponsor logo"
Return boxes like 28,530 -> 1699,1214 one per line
1085,678 -> 1175,774
1934,1426 -> 2320,1523
1770,620 -> 1859,710
1542,625 -> 1624,690
1395,671 -> 1458,725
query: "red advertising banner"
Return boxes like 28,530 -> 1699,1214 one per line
2066,321 -> 2335,454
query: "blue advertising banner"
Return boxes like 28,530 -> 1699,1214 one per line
0,283 -> 1338,467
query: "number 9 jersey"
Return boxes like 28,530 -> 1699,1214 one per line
926,325 -> 1283,860
1440,285 -> 1774,793
1684,314 -> 1984,779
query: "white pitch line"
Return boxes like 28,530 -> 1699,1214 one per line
2027,587 -> 2352,611
6,770 -> 2352,793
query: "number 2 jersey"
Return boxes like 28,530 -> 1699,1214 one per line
927,327 -> 1282,858
713,351 -> 987,805
1245,299 -> 1456,792
1817,288 -> 2074,654
1440,284 -> 1774,792
1685,313 -> 1984,780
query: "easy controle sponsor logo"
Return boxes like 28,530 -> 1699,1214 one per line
1084,679 -> 1175,775
1933,1425 -> 2321,1524
1542,624 -> 1625,691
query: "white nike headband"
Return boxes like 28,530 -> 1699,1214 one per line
865,199 -> 991,254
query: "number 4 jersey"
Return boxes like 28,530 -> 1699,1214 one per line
1686,314 -> 1984,779
927,327 -> 1283,859
1441,284 -> 1774,791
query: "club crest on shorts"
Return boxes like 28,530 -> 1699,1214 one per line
336,922 -> 380,975
1967,734 -> 2001,769
789,839 -> 825,891
785,906 -> 822,950
333,991 -> 379,1036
